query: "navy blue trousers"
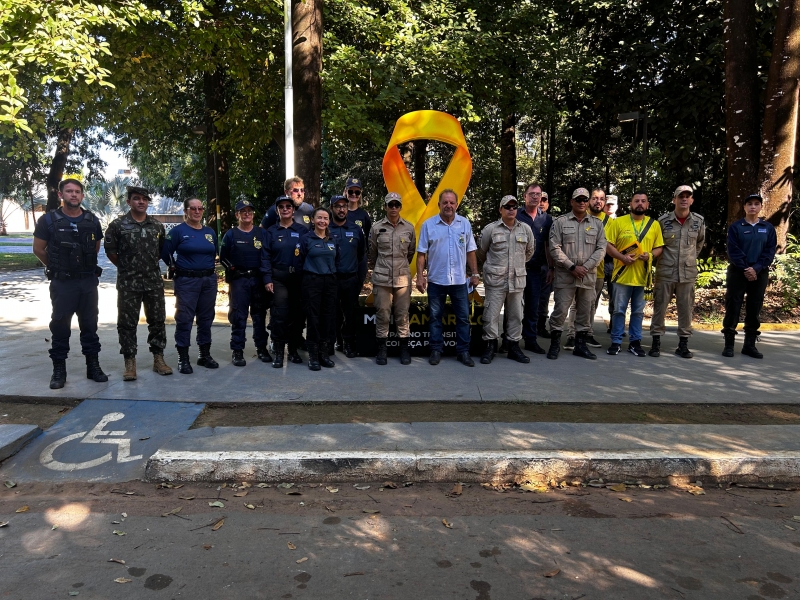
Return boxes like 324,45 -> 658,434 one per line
228,276 -> 272,350
174,274 -> 217,348
48,276 -> 100,360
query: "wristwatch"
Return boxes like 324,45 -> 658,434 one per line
569,264 -> 576,272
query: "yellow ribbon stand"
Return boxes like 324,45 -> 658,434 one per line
382,110 -> 472,278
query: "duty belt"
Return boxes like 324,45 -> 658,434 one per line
175,268 -> 216,278
229,268 -> 260,280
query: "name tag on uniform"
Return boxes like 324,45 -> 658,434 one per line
345,231 -> 354,237
291,232 -> 300,237
758,228 -> 767,233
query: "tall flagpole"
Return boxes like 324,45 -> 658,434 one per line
284,0 -> 294,179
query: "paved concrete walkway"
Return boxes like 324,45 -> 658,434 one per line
3,259 -> 799,404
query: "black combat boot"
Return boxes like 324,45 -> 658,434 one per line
675,336 -> 693,358
197,343 -> 219,368
572,333 -> 597,360
272,341 -> 285,368
722,332 -> 735,357
537,315 -> 551,339
343,340 -> 357,359
507,340 -> 530,363
176,346 -> 193,374
375,338 -> 388,366
50,359 -> 66,389
480,339 -> 498,364
287,344 -> 304,364
232,349 -> 246,367
648,335 -> 661,357
497,334 -> 509,354
257,345 -> 273,363
307,342 -> 321,371
85,354 -> 109,382
319,342 -> 335,368
741,332 -> 763,359
399,338 -> 411,365
547,331 -> 562,360
524,338 -> 546,354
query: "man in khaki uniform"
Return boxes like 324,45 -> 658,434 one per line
477,195 -> 535,364
649,185 -> 705,358
547,188 -> 607,360
368,192 -> 416,365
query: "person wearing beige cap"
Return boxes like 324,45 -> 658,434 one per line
368,192 -> 416,365
477,195 -> 535,364
547,188 -> 607,360
648,185 -> 705,358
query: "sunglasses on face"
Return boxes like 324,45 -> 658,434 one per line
573,198 -> 589,203
277,204 -> 293,210
187,206 -> 204,212
386,202 -> 401,209
291,188 -> 305,194
503,205 -> 518,210
347,189 -> 362,196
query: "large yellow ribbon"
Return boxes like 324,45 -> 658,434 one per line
382,110 -> 472,278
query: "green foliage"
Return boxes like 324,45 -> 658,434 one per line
696,258 -> 729,289
83,175 -> 131,229
773,235 -> 800,308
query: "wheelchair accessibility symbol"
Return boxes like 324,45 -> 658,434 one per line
40,412 -> 144,471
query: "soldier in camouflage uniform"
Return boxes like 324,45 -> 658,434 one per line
104,186 -> 173,380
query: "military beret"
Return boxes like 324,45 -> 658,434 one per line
126,186 -> 151,200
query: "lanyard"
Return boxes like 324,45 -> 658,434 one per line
630,215 -> 645,240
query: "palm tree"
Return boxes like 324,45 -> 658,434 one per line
83,176 -> 131,229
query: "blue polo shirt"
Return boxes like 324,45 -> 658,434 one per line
516,207 -> 552,268
416,214 -> 477,286
161,222 -> 218,271
727,218 -> 777,273
299,233 -> 340,275
329,220 -> 365,274
262,222 -> 307,283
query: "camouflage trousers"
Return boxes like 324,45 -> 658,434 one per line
117,288 -> 167,357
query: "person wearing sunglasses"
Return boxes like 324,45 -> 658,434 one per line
546,188 -> 608,360
344,176 -> 373,307
476,195 -> 535,364
260,177 -> 314,230
161,198 -> 219,374
368,192 -> 416,365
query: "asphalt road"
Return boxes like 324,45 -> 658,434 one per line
1,481 -> 799,599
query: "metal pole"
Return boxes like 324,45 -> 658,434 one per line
284,0 -> 294,179
641,113 -> 648,187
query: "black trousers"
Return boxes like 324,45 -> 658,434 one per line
722,266 -> 769,335
270,270 -> 303,346
49,276 -> 100,360
331,272 -> 361,346
302,272 -> 337,344
228,276 -> 272,350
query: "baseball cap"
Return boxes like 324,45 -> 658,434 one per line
235,199 -> 254,212
541,192 -> 549,200
499,195 -> 518,208
673,185 -> 693,197
274,195 -> 293,207
345,177 -> 362,189
126,186 -> 151,200
384,192 -> 402,205
571,187 -> 590,200
331,194 -> 348,206
744,193 -> 763,204
606,195 -> 618,206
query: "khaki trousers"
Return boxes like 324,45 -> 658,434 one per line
565,277 -> 605,336
482,284 -> 523,341
374,284 -> 411,338
650,280 -> 695,337
550,286 -> 594,333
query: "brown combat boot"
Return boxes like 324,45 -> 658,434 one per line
123,356 -> 137,381
152,353 -> 173,375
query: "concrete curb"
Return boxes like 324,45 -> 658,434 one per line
0,424 -> 41,462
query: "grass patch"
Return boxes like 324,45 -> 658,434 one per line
0,252 -> 41,272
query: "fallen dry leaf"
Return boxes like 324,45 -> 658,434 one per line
161,507 -> 182,517
0,522 -> 8,528
451,483 -> 463,496
287,542 -> 296,550
203,544 -> 213,550
4,481 -> 16,489
112,530 -> 126,536
785,525 -> 796,531
240,482 -> 252,489
619,497 -> 632,503
277,483 -> 294,489
296,557 -> 308,564
520,483 -> 548,493
383,482 -> 397,489
792,516 -> 800,522
244,504 -> 255,510
343,572 -> 365,577
51,524 -> 58,530
442,519 -> 453,529
686,486 -> 706,496
208,501 -> 225,508
108,559 -> 126,565
212,518 -> 225,531
233,491 -> 248,497
15,506 -> 29,513
178,496 -> 195,501
256,483 -> 270,488
114,577 -> 132,584
543,569 -> 560,578
326,487 -> 339,493
608,483 -> 627,492
121,513 -> 127,518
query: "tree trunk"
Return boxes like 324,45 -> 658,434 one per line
758,0 -> 800,250
546,122 -> 556,198
723,0 -> 761,225
45,126 -> 74,211
204,68 -> 232,233
292,0 -> 323,207
500,110 -> 517,196
539,128 -> 545,180
413,139 -> 427,198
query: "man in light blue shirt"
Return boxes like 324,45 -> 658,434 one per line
416,189 -> 479,367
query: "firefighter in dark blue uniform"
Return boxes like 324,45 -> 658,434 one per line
220,200 -> 272,367
263,196 -> 307,368
161,198 -> 219,374
344,176 -> 372,290
299,207 -> 341,371
329,195 -> 365,357
32,178 -> 108,389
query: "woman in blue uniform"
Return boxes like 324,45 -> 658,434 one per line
263,196 -> 308,368
220,200 -> 272,367
161,198 -> 219,374
298,207 -> 340,371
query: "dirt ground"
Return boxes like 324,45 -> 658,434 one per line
646,287 -> 800,325
4,400 -> 800,431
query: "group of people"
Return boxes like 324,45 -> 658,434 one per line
33,175 -> 777,389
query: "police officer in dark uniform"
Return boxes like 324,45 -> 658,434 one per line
220,199 -> 273,367
299,207 -> 340,371
344,176 -> 372,285
33,178 -> 108,389
329,195 -> 365,357
161,198 -> 219,374
263,196 -> 307,368
261,177 -> 314,230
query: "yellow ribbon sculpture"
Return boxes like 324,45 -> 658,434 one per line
382,110 -> 472,278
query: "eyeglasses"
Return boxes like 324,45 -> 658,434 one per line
277,204 -> 293,210
290,188 -> 305,194
503,205 -> 518,210
347,189 -> 362,196
386,202 -> 401,209
573,198 -> 589,203
187,206 -> 204,212
526,192 -> 542,197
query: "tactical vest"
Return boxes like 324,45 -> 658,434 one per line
45,210 -> 99,275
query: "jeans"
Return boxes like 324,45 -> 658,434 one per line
427,281 -> 471,353
611,284 -> 645,344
